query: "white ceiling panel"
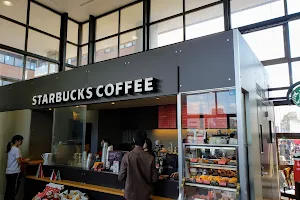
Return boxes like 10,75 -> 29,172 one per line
35,0 -> 137,22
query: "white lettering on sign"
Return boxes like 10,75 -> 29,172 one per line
31,77 -> 157,106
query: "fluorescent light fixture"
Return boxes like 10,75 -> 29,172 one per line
3,1 -> 13,6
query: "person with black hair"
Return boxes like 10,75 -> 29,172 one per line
4,135 -> 29,200
118,131 -> 158,200
143,138 -> 155,158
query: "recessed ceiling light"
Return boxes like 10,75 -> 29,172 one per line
76,105 -> 79,108
132,36 -> 138,40
156,98 -> 160,100
3,1 -> 13,6
111,102 -> 115,105
49,108 -> 52,111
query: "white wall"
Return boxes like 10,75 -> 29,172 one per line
0,110 -> 32,200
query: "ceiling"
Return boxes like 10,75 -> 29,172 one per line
35,0 -> 138,22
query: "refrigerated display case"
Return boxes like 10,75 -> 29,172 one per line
178,89 -> 240,200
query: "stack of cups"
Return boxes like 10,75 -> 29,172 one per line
86,153 -> 93,170
82,151 -> 87,168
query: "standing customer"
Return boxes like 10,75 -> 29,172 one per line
4,135 -> 29,200
118,131 -> 158,200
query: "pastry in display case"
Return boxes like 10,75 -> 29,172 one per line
183,144 -> 239,200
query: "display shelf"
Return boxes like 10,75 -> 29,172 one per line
189,163 -> 237,171
183,143 -> 238,148
185,182 -> 237,192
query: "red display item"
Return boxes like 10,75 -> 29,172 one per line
294,158 -> 300,182
219,182 -> 227,187
203,180 -> 211,185
195,178 -> 203,184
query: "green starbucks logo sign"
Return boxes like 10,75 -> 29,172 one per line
292,86 -> 300,106
287,81 -> 300,107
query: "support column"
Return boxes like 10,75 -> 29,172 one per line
59,13 -> 68,71
77,24 -> 83,66
223,0 -> 231,31
88,15 -> 96,64
143,0 -> 150,51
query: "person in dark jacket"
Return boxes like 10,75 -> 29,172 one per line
118,131 -> 158,200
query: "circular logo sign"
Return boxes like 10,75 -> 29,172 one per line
292,86 -> 300,106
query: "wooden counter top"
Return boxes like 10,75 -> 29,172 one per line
26,176 -> 173,200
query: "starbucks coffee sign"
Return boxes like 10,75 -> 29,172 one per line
287,81 -> 300,107
32,77 -> 157,106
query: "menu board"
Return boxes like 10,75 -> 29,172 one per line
182,104 -> 187,128
158,105 -> 177,128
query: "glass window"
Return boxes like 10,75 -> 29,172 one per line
265,63 -> 290,88
0,51 -> 4,63
80,45 -> 88,66
28,29 -> 60,60
0,78 -> 14,86
95,37 -> 118,63
25,58 -> 58,80
120,29 -> 143,57
30,3 -> 61,37
275,105 -> 300,133
67,20 -> 79,44
182,90 -> 236,131
5,55 -> 14,65
150,0 -> 183,22
121,2 -> 143,32
0,18 -> 26,50
289,20 -> 300,58
292,61 -> 300,84
185,0 -> 219,11
96,12 -> 119,40
0,49 -> 23,81
26,58 -> 37,70
0,0 -> 27,23
186,4 -> 224,40
82,23 -> 89,45
243,26 -> 284,61
14,55 -> 23,67
150,16 -> 183,49
66,44 -> 78,66
231,0 -> 284,28
269,89 -> 288,98
287,0 -> 300,14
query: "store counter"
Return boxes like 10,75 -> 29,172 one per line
26,176 -> 172,200
24,165 -> 178,200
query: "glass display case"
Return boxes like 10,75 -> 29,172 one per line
178,89 -> 240,200
52,105 -> 87,166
